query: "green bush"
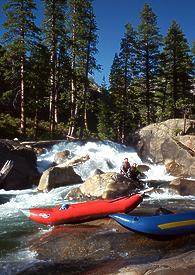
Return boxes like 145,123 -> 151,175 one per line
0,114 -> 20,139
0,113 -> 67,140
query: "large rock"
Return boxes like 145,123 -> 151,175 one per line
169,178 -> 195,196
18,216 -> 195,274
118,250 -> 195,275
37,166 -> 83,192
37,155 -> 90,192
165,159 -> 189,177
0,139 -> 40,190
162,137 -> 195,177
135,119 -> 195,177
79,172 -> 143,199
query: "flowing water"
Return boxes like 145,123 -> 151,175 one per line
0,140 -> 194,274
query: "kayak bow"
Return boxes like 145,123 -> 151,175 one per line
20,193 -> 143,225
110,212 -> 195,236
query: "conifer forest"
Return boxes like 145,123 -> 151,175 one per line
0,0 -> 194,142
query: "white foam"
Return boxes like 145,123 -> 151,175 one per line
0,185 -> 78,219
144,164 -> 175,181
37,140 -> 173,181
0,140 -> 190,220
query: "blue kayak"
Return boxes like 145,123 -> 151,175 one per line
110,212 -> 195,236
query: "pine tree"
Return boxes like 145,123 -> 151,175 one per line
154,51 -> 171,121
192,41 -> 195,58
2,0 -> 39,136
68,0 -> 99,138
57,43 -> 72,120
192,41 -> 195,80
0,46 -> 12,115
42,0 -> 68,136
109,53 -> 123,142
191,41 -> 195,117
109,24 -> 137,143
162,21 -> 193,118
26,43 -> 50,138
118,23 -> 137,142
137,3 -> 162,125
97,78 -> 115,140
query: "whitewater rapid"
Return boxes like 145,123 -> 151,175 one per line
37,140 -> 175,181
0,139 -> 191,221
0,140 -> 180,219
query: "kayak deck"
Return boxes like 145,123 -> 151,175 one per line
110,212 -> 195,236
21,193 -> 143,225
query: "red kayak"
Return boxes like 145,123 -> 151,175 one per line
20,194 -> 142,225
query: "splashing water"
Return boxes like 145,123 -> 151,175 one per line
0,139 -> 188,224
37,140 -> 175,181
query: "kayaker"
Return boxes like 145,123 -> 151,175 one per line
129,163 -> 140,181
120,158 -> 131,176
0,160 -> 14,184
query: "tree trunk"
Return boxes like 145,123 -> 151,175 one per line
33,99 -> 38,140
183,111 -> 187,134
172,47 -> 177,118
121,115 -> 125,143
49,0 -> 57,137
20,1 -> 26,136
83,35 -> 91,133
68,58 -> 78,137
83,17 -> 94,136
20,55 -> 26,135
146,46 -> 150,125
122,56 -> 128,143
162,78 -> 168,118
68,4 -> 78,137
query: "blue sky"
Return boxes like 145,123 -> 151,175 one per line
0,0 -> 194,85
93,0 -> 195,84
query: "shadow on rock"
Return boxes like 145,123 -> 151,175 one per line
19,217 -> 195,274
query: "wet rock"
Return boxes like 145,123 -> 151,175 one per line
53,150 -> 70,164
65,187 -> 84,201
135,119 -> 195,177
37,166 -> 83,192
64,187 -> 96,201
118,250 -> 195,275
93,169 -> 104,175
60,154 -> 90,167
0,139 -> 40,190
162,139 -> 195,177
80,172 -> 143,199
165,159 -> 188,177
137,164 -> 150,173
37,155 -> 90,192
19,217 -> 195,275
169,178 -> 195,196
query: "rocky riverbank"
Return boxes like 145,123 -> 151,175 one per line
134,118 -> 195,177
18,205 -> 195,275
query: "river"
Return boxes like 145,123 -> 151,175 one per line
0,140 -> 194,274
